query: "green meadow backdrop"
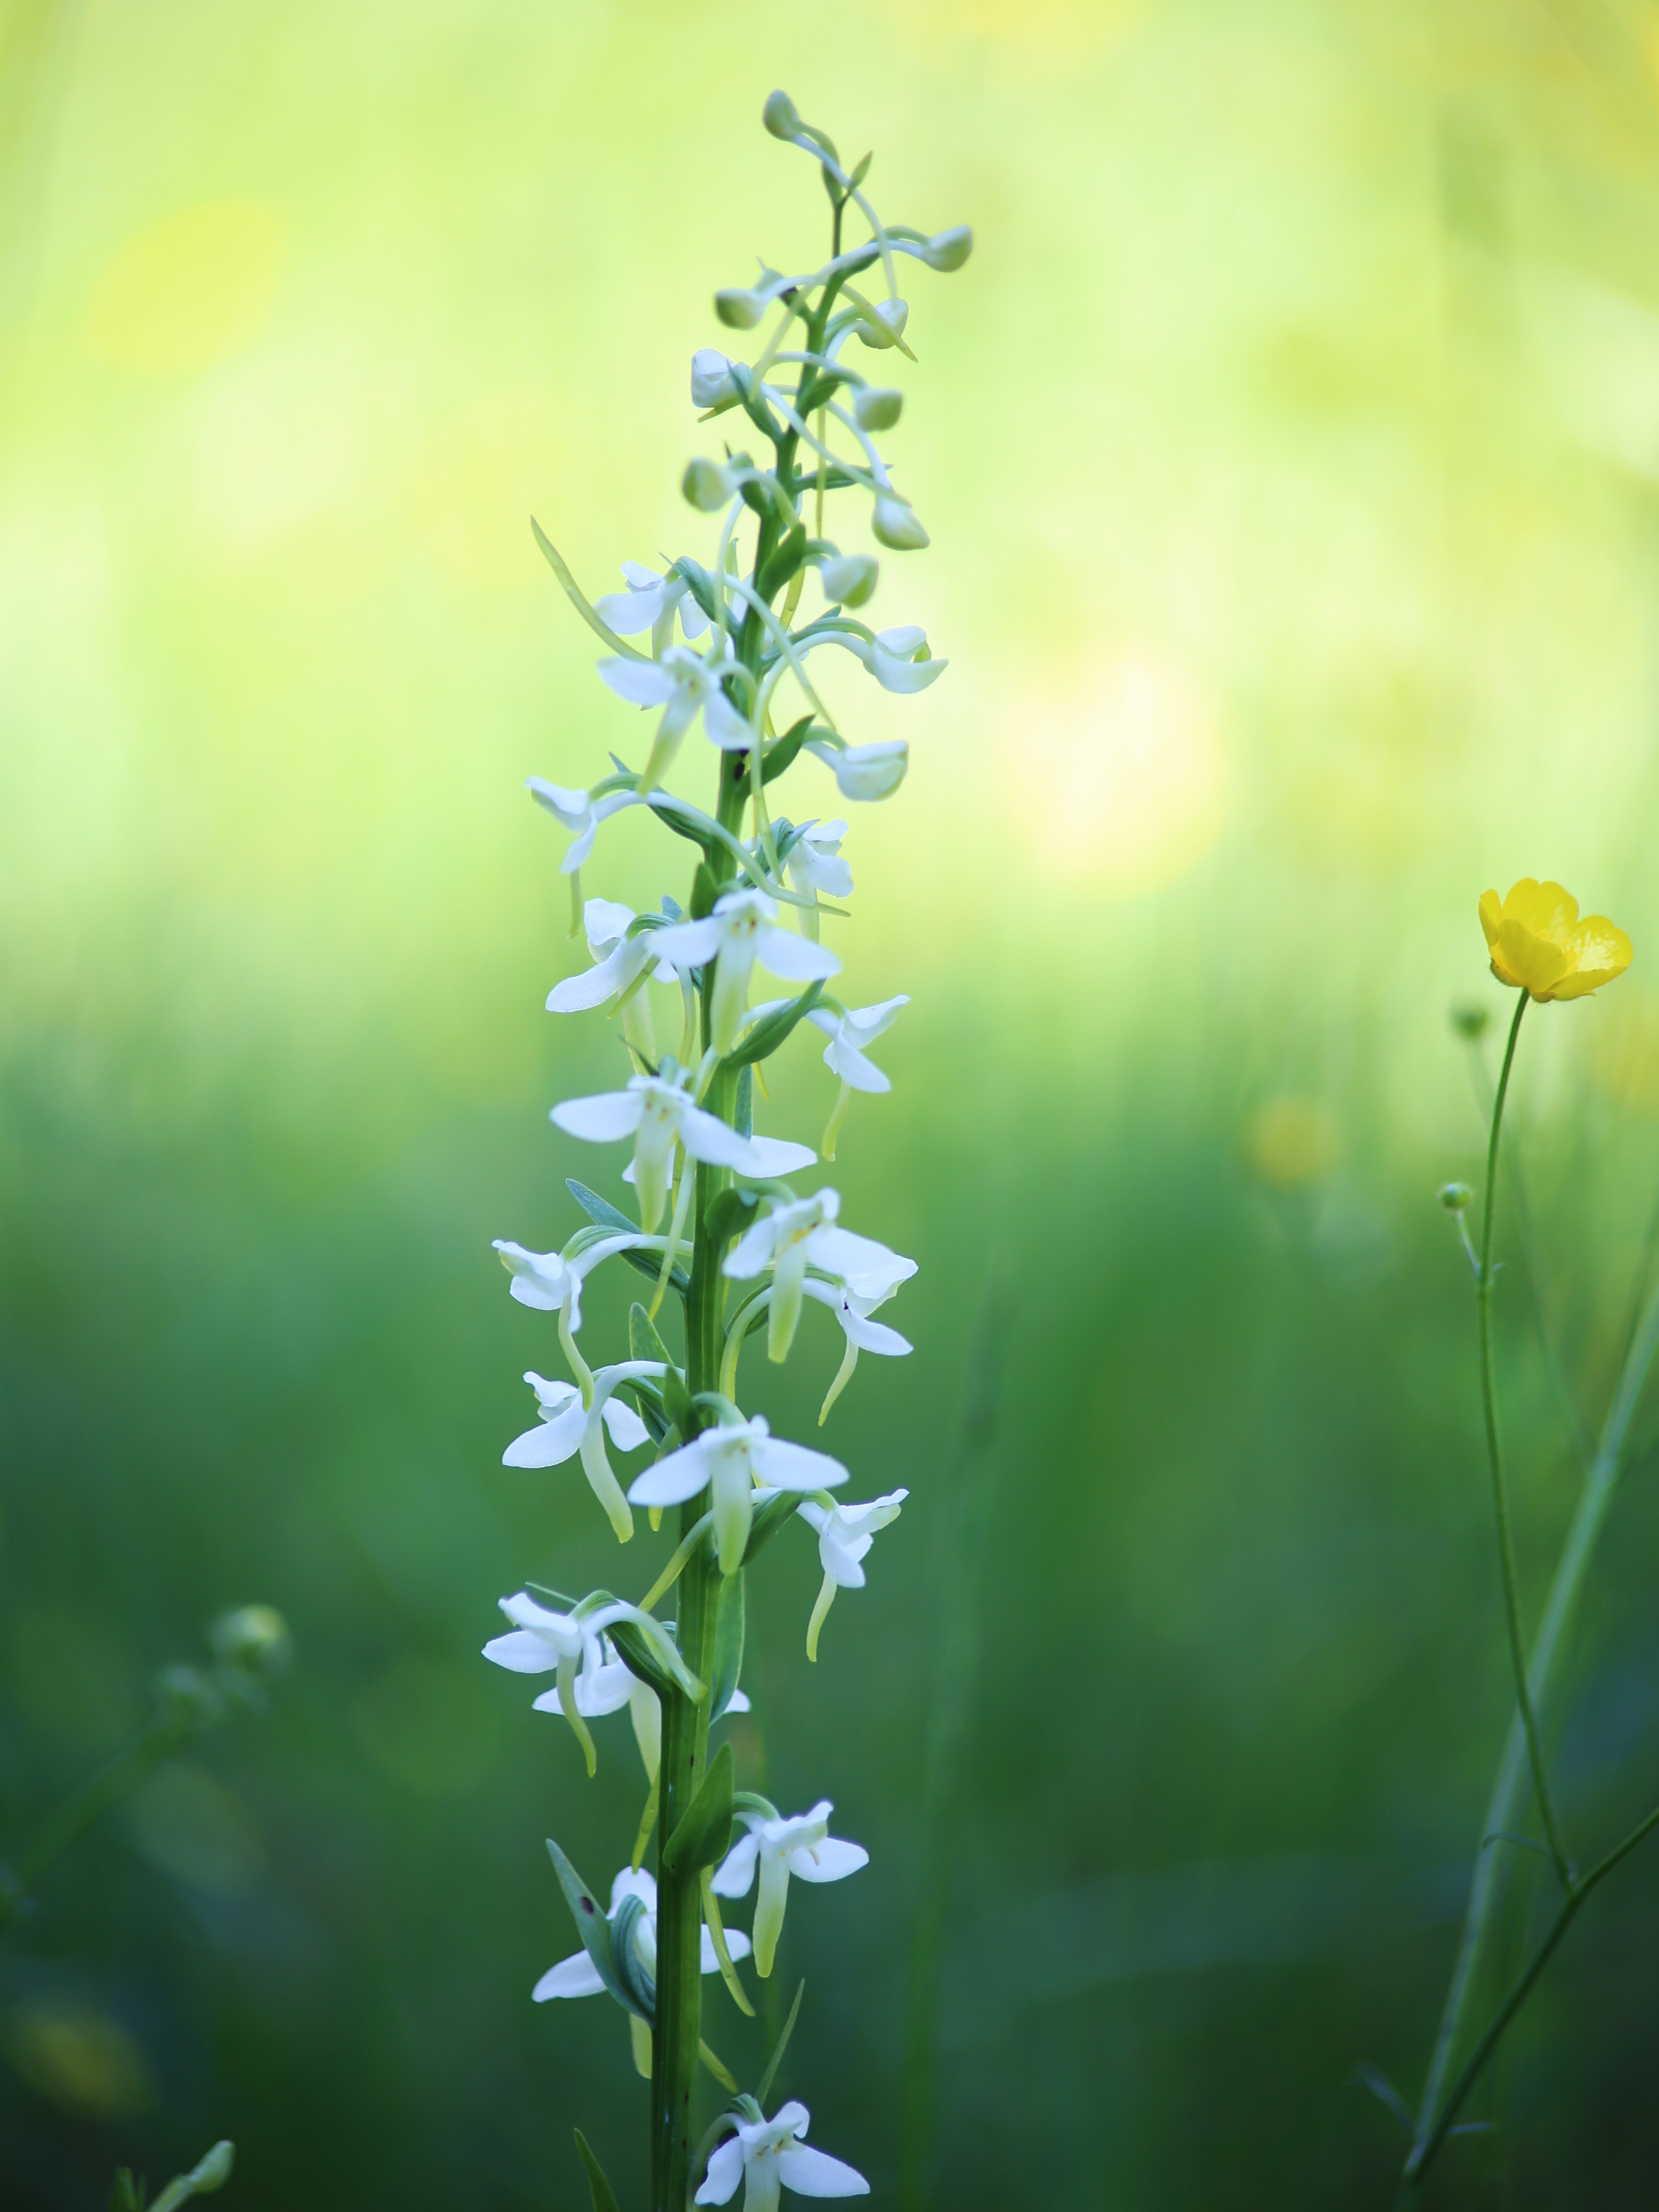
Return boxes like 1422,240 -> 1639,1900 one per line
6,3 -> 1659,2204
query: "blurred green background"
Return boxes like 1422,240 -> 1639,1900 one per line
8,1 -> 1659,2204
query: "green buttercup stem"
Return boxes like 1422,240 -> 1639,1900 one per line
1474,989 -> 1572,1887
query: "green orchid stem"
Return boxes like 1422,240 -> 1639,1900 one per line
1412,1230 -> 1659,2156
1475,989 -> 1572,1887
1405,1796 -> 1659,2188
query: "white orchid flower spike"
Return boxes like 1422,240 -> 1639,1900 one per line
695,2101 -> 868,2210
627,1417 -> 847,1575
654,889 -> 840,1057
807,995 -> 910,1157
797,1491 -> 909,1660
481,1590 -> 695,1776
724,1189 -> 910,1364
527,779 -> 642,875
501,1366 -> 661,1542
552,1065 -> 762,1234
597,641 -> 750,793
709,1797 -> 868,1977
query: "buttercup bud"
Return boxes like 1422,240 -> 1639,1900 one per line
872,497 -> 930,550
855,297 -> 909,349
853,387 -> 902,432
1439,1182 -> 1474,1214
211,1603 -> 291,1678
1450,1003 -> 1490,1042
818,552 -> 878,607
683,456 -> 734,511
716,288 -> 766,330
763,89 -> 802,140
691,347 -> 738,409
923,224 -> 973,272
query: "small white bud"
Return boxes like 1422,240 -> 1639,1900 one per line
716,288 -> 766,330
763,89 -> 802,140
818,552 -> 879,607
853,387 -> 902,431
923,224 -> 973,272
188,2142 -> 236,2193
872,497 -> 929,550
855,297 -> 909,349
683,457 -> 734,511
814,738 -> 908,802
691,348 -> 738,409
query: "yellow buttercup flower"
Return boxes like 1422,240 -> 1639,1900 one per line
1478,879 -> 1632,1001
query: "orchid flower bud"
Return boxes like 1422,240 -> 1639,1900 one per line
855,297 -> 909,349
691,348 -> 738,409
853,387 -> 902,431
807,736 -> 909,802
818,552 -> 878,607
763,89 -> 802,140
1439,1181 -> 1474,1214
872,496 -> 929,550
683,456 -> 734,511
923,224 -> 973,271
715,288 -> 767,330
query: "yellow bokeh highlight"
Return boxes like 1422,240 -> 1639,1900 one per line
6,2004 -> 154,2118
1241,1097 -> 1341,1190
1014,652 -> 1225,895
83,199 -> 287,375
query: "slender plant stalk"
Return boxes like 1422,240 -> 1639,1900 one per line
1406,1795 -> 1659,2184
1411,1260 -> 1659,2154
1473,991 -> 1571,1883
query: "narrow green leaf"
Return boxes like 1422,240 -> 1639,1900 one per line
761,713 -> 816,787
662,1742 -> 735,1874
702,1187 -> 760,1264
709,1571 -> 745,1723
691,861 -> 720,921
734,1064 -> 754,1141
547,1839 -> 651,2023
755,1980 -> 806,2106
724,981 -> 827,1069
566,1181 -> 689,1298
574,2131 -> 622,2212
629,1302 -> 675,1368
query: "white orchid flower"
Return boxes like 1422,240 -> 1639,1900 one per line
490,1232 -> 663,1335
724,1189 -> 910,1364
800,1276 -> 913,1425
654,889 -> 840,1058
807,994 -> 910,1159
804,737 -> 907,802
837,624 -> 947,695
593,558 -> 711,643
552,1066 -> 763,1234
627,1417 -> 847,1576
597,641 -> 750,792
797,1491 -> 908,1659
482,1590 -> 690,1775
535,1864 -> 750,2004
785,820 -> 852,918
695,2100 -> 868,2209
527,779 -> 642,874
501,1366 -> 659,1542
691,348 -> 740,409
709,1798 -> 868,1976
622,1129 -> 813,1187
546,899 -> 677,1017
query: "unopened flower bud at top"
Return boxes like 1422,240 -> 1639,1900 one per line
683,456 -> 734,511
922,224 -> 973,272
1439,1181 -> 1474,1214
818,552 -> 878,607
691,348 -> 738,409
210,1603 -> 292,1678
872,496 -> 929,550
853,386 -> 902,432
1450,1003 -> 1490,1041
762,88 -> 802,140
716,287 -> 767,330
855,297 -> 909,349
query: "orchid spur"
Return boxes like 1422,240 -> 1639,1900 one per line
486,91 -> 966,2212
